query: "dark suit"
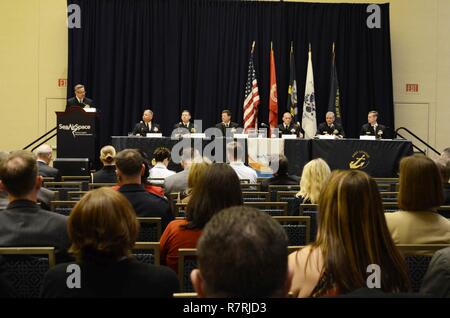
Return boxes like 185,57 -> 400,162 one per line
92,165 -> 117,184
66,97 -> 96,110
261,175 -> 300,192
0,200 -> 70,260
118,184 -> 174,230
132,121 -> 161,136
214,122 -> 239,136
360,123 -> 387,139
173,122 -> 197,134
317,122 -> 345,137
278,123 -> 304,137
37,161 -> 60,181
41,258 -> 179,298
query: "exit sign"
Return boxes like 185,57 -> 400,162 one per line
58,79 -> 67,87
406,83 -> 419,93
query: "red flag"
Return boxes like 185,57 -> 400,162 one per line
269,44 -> 278,136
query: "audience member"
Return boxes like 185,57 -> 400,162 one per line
420,247 -> 450,298
179,159 -> 211,204
295,158 -> 331,205
261,154 -> 299,191
0,150 -> 69,260
191,206 -> 292,297
164,148 -> 201,194
115,149 -> 174,230
435,157 -> 450,205
35,144 -> 60,181
385,155 -> 450,245
289,170 -> 410,297
226,142 -> 257,183
91,145 -> 117,184
149,147 -> 176,182
40,188 -> 179,298
160,163 -> 242,273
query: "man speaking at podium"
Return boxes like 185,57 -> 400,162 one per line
66,84 -> 96,110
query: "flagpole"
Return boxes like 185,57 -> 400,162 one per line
291,41 -> 293,54
309,43 -> 311,53
251,40 -> 255,54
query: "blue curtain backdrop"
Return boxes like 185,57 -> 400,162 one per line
67,0 -> 394,146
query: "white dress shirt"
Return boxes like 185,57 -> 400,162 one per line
229,162 -> 257,183
149,162 -> 176,180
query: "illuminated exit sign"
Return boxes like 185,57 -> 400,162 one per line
406,83 -> 419,93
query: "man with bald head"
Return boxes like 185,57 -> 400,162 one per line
317,112 -> 345,138
35,144 -> 60,180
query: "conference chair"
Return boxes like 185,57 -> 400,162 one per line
178,248 -> 198,293
132,242 -> 160,266
0,247 -> 55,298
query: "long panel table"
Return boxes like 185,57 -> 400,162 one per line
111,136 -> 413,177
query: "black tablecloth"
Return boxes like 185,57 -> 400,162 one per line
111,137 -> 413,177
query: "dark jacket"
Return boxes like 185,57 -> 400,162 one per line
420,247 -> 450,298
66,97 -> 96,110
132,121 -> 161,136
278,123 -> 304,137
215,122 -> 239,136
261,175 -> 300,192
173,122 -> 197,134
317,122 -> 345,137
118,184 -> 174,230
0,200 -> 70,261
92,165 -> 117,184
37,161 -> 60,181
40,258 -> 179,298
360,123 -> 387,138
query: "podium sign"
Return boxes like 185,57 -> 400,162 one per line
56,106 -> 99,166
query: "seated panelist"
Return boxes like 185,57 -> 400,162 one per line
132,109 -> 160,136
278,112 -> 304,138
317,112 -> 345,138
215,110 -> 239,136
360,110 -> 387,139
174,110 -> 197,134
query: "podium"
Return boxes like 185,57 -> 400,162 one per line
56,107 -> 100,169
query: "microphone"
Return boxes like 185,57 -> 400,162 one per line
260,123 -> 269,128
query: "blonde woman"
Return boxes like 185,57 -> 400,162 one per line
179,158 -> 212,204
91,145 -> 117,183
296,158 -> 331,204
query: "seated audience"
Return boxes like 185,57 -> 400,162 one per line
435,157 -> 450,205
227,142 -> 257,183
191,206 -> 292,297
1,151 -> 56,211
164,148 -> 201,194
160,163 -> 243,273
261,154 -> 299,191
91,145 -> 117,184
0,150 -> 69,259
40,188 -> 179,298
289,170 -> 410,297
420,247 -> 450,298
179,159 -> 211,204
35,144 -> 60,181
115,149 -> 174,230
295,158 -> 331,208
149,147 -> 176,182
385,155 -> 450,245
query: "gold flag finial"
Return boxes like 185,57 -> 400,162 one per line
291,41 -> 294,53
309,43 -> 311,53
332,42 -> 335,54
271,41 -> 273,50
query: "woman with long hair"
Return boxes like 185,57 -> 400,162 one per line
289,170 -> 410,297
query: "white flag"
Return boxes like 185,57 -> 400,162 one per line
302,50 -> 317,139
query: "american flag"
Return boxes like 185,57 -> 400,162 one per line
243,45 -> 260,132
